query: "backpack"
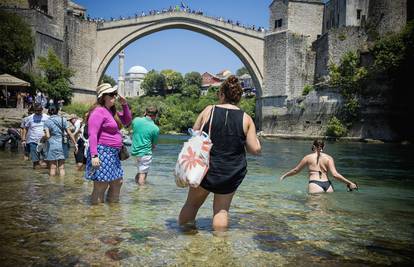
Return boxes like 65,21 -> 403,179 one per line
174,106 -> 215,188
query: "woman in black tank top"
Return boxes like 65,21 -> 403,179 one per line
178,76 -> 261,232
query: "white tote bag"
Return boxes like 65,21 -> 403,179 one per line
174,106 -> 215,188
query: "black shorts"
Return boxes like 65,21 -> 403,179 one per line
74,139 -> 86,164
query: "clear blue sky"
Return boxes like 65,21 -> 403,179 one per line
75,0 -> 271,79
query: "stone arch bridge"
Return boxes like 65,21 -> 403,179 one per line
91,11 -> 265,96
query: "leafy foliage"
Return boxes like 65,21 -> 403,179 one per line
35,49 -> 75,103
302,84 -> 314,96
0,10 -> 34,75
62,102 -> 90,117
127,90 -> 256,134
184,72 -> 202,87
236,67 -> 249,76
326,116 -> 347,137
328,51 -> 367,122
161,69 -> 184,93
141,70 -> 166,96
102,74 -> 116,86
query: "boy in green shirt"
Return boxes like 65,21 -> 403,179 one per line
131,106 -> 160,185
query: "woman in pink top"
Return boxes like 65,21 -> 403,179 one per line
85,83 -> 132,204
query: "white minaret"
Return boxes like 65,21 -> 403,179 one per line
118,50 -> 125,95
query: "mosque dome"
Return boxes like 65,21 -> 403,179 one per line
127,65 -> 148,74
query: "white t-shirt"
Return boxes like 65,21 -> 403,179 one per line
24,114 -> 49,144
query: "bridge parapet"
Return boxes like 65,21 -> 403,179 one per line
97,11 -> 265,39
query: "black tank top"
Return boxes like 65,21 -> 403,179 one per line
200,106 -> 247,194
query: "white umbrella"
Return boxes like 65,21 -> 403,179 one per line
0,74 -> 30,107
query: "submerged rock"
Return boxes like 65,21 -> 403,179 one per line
99,236 -> 124,245
105,248 -> 132,261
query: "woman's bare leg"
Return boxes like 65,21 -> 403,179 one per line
179,186 -> 210,226
58,160 -> 65,176
91,181 -> 108,205
212,192 -> 235,231
49,161 -> 57,176
107,178 -> 123,203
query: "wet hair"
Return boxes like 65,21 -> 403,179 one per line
220,75 -> 243,104
312,139 -> 325,164
312,139 -> 325,151
145,106 -> 158,116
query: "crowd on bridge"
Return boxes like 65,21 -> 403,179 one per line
77,4 -> 266,33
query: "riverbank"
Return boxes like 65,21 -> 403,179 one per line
257,132 -> 407,144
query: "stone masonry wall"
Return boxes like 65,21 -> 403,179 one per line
65,15 -> 98,93
269,0 -> 288,33
286,33 -> 315,98
368,0 -> 407,37
263,32 -> 287,98
288,1 -> 324,42
313,26 -> 368,80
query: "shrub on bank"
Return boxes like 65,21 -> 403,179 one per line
326,116 -> 347,137
62,102 -> 90,118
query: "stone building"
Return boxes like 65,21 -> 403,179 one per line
124,65 -> 148,97
323,0 -> 369,34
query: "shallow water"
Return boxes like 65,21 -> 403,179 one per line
0,136 -> 414,266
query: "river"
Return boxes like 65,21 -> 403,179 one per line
0,136 -> 413,266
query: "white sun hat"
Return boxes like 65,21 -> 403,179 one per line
96,83 -> 117,98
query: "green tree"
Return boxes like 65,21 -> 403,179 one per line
102,74 -> 116,86
0,10 -> 34,75
236,66 -> 249,76
182,84 -> 200,98
184,71 -> 202,87
161,69 -> 184,93
141,70 -> 166,96
35,49 -> 75,103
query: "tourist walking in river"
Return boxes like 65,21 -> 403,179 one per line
20,106 -> 35,161
21,103 -> 49,169
131,106 -> 160,186
178,75 -> 261,231
280,140 -> 358,193
85,83 -> 132,204
43,105 -> 77,176
69,114 -> 87,171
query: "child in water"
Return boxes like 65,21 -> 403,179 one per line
280,140 -> 358,193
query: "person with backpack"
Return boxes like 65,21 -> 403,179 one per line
68,113 -> 87,171
178,76 -> 261,232
43,105 -> 77,176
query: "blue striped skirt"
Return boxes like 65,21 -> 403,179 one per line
85,144 -> 123,182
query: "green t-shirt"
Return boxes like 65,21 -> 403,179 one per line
131,117 -> 160,156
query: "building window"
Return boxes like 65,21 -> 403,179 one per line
357,9 -> 362,20
274,19 -> 283,29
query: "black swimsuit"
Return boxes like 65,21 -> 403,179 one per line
200,106 -> 247,194
308,180 -> 333,192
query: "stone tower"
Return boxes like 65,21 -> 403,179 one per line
118,50 -> 125,96
263,0 -> 324,100
367,0 -> 407,37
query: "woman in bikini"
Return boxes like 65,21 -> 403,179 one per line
280,140 -> 358,193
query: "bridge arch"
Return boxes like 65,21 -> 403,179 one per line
94,13 -> 264,95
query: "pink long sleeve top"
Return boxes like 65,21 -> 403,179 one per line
88,104 -> 132,157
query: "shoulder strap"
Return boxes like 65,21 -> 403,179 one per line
49,117 -> 65,135
200,105 -> 215,135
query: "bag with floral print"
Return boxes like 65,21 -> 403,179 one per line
174,106 -> 215,188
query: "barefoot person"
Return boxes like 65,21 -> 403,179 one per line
131,106 -> 160,186
85,83 -> 132,204
21,103 -> 49,169
178,75 -> 261,231
68,114 -> 86,171
280,139 -> 358,193
43,105 -> 77,176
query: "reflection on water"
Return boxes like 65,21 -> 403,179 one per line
0,136 -> 414,266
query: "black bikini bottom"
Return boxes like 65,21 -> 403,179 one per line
309,180 -> 333,192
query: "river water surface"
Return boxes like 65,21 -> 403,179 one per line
0,136 -> 413,266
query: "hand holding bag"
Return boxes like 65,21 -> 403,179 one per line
174,106 -> 215,188
119,145 -> 130,161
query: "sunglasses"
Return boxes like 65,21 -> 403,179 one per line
104,92 -> 118,97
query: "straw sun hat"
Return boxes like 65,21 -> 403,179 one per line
96,83 -> 117,98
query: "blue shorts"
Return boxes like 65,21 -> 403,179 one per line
28,142 -> 43,162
